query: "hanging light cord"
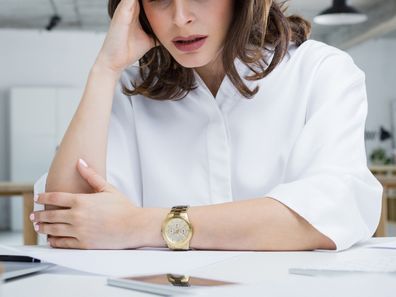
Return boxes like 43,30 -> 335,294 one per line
49,0 -> 59,15
73,0 -> 83,28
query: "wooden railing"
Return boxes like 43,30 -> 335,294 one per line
370,165 -> 396,237
0,182 -> 37,245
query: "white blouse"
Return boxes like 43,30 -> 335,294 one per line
35,40 -> 382,251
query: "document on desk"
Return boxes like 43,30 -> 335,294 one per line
0,244 -> 243,277
289,252 -> 396,276
366,240 -> 396,249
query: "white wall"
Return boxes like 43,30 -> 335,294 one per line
0,29 -> 105,229
347,38 -> 396,163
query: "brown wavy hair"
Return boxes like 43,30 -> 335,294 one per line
107,0 -> 311,100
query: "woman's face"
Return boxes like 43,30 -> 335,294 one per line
142,0 -> 234,68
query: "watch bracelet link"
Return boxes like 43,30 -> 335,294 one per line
170,205 -> 189,216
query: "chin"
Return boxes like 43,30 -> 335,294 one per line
171,52 -> 212,69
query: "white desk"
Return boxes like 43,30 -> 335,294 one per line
2,238 -> 396,297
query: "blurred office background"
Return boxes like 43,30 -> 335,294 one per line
0,0 -> 396,244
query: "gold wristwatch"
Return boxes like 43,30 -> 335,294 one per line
161,205 -> 193,250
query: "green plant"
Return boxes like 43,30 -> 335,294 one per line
370,148 -> 392,165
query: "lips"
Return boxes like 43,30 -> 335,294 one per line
172,35 -> 208,52
172,35 -> 207,43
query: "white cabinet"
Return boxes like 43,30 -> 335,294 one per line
9,87 -> 81,231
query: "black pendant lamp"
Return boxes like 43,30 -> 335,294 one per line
314,0 -> 368,25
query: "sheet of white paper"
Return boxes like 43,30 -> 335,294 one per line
289,253 -> 396,275
0,244 -> 25,256
0,245 -> 244,277
366,240 -> 396,249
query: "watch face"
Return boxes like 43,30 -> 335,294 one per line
165,218 -> 191,244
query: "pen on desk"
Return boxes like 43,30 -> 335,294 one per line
0,255 -> 41,263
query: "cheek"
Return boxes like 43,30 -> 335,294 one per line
143,10 -> 166,41
218,2 -> 234,30
195,3 -> 232,42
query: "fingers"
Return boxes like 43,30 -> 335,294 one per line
113,0 -> 139,25
48,237 -> 81,249
77,159 -> 112,193
35,192 -> 77,208
117,0 -> 137,12
35,223 -> 74,238
30,209 -> 74,224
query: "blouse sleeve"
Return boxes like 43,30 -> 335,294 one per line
266,50 -> 383,251
106,69 -> 143,206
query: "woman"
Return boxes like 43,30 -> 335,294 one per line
31,0 -> 382,251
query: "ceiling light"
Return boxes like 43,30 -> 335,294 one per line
314,0 -> 368,25
46,0 -> 61,30
46,15 -> 61,31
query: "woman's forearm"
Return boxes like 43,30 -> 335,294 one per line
145,197 -> 337,251
46,64 -> 120,193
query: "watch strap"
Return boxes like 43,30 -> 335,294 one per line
170,205 -> 189,216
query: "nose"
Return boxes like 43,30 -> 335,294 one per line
172,0 -> 195,27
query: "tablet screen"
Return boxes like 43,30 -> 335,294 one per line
122,273 -> 235,287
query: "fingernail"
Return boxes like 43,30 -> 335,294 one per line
29,213 -> 35,221
34,224 -> 39,232
34,194 -> 39,202
79,158 -> 88,168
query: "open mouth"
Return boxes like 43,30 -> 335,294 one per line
172,36 -> 208,52
175,36 -> 207,44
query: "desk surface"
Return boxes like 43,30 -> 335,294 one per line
2,238 -> 396,297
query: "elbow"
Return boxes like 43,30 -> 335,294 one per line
315,232 -> 337,250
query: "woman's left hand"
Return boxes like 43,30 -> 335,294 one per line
31,159 -> 148,249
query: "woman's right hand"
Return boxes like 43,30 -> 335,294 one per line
95,0 -> 156,76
